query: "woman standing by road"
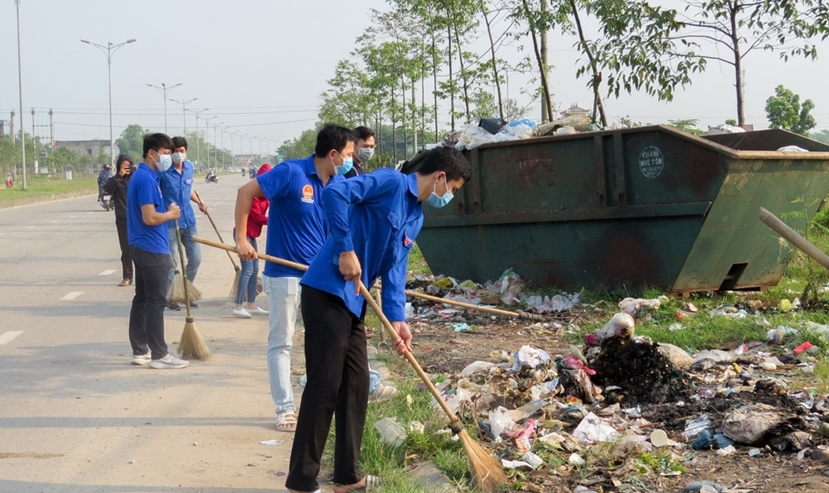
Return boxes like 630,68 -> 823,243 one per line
232,163 -> 271,317
104,154 -> 136,286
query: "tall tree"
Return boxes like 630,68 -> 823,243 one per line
673,0 -> 828,126
116,124 -> 148,163
765,85 -> 817,136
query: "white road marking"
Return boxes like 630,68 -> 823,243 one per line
61,291 -> 84,300
49,220 -> 59,223
0,331 -> 24,345
99,269 -> 117,276
70,215 -> 77,218
24,226 -> 35,229
0,232 -> 5,236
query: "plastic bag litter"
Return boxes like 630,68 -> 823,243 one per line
488,406 -> 516,438
374,417 -> 408,447
512,345 -> 551,371
706,123 -> 745,135
683,414 -> 712,441
496,268 -> 523,305
722,403 -> 784,445
767,326 -> 798,343
460,360 -> 498,377
501,459 -> 535,469
777,145 -> 808,152
573,412 -> 620,443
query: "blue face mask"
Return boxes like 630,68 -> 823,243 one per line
334,153 -> 353,175
426,176 -> 454,208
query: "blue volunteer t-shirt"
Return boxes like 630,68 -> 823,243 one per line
127,163 -> 169,254
159,160 -> 197,229
301,170 -> 423,322
257,155 -> 343,278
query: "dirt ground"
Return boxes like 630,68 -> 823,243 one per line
396,295 -> 829,493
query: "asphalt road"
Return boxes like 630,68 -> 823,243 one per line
0,173 -> 300,492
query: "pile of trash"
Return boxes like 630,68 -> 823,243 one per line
443,114 -> 599,151
387,276 -> 829,491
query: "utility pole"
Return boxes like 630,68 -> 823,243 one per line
540,0 -> 549,122
31,108 -> 37,175
49,108 -> 53,151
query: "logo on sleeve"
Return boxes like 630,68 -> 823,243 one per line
403,233 -> 413,247
301,184 -> 315,204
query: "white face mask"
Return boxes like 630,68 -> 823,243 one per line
155,151 -> 173,172
171,152 -> 186,164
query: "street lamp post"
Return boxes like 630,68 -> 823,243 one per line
169,97 -> 197,133
213,122 -> 223,169
146,82 -> 182,133
80,37 -> 136,167
204,116 -> 217,170
16,0 -> 26,190
190,108 -> 209,171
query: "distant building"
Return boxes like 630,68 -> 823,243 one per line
52,139 -> 114,160
562,104 -> 589,118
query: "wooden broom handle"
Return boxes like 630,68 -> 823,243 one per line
193,235 -> 465,429
193,191 -> 239,270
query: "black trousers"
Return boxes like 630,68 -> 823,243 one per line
286,286 -> 369,492
128,246 -> 172,359
116,218 -> 133,281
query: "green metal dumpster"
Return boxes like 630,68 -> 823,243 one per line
412,126 -> 829,293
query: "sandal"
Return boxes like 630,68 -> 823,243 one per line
118,279 -> 132,286
276,411 -> 297,432
333,475 -> 381,493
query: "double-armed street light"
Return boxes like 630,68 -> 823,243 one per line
146,82 -> 182,132
80,37 -> 137,166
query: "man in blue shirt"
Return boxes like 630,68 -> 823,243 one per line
235,123 -> 355,433
126,133 -> 188,370
285,146 -> 470,493
159,136 -> 209,310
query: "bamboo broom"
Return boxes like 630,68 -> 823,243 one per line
176,224 -> 210,360
193,190 -> 242,301
193,236 -> 505,492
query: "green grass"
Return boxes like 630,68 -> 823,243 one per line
0,175 -> 97,202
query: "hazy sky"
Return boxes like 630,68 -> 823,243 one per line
1,0 -> 827,157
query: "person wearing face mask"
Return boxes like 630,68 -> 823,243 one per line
284,145 -> 470,493
126,133 -> 188,370
234,123 -> 353,432
344,126 -> 375,178
159,136 -> 209,310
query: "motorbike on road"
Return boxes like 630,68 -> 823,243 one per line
205,173 -> 218,184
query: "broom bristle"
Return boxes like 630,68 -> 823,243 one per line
227,270 -> 241,302
178,317 -> 210,360
167,271 -> 186,303
184,278 -> 202,302
458,430 -> 505,493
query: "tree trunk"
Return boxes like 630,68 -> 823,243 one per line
540,0 -> 549,122
729,2 -> 745,126
432,33 -> 439,138
453,24 -> 471,122
447,24 -> 456,132
569,0 -> 607,127
522,0 -> 554,121
401,74 -> 408,159
482,2 -> 504,120
412,81 -> 418,154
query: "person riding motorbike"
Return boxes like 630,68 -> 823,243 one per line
97,164 -> 114,206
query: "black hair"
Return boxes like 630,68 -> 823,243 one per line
417,146 -> 471,183
172,136 -> 188,150
116,154 -> 134,167
353,126 -> 375,141
143,133 -> 174,158
314,123 -> 356,157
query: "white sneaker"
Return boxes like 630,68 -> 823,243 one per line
131,352 -> 151,366
232,308 -> 252,318
247,306 -> 269,315
149,353 -> 189,369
